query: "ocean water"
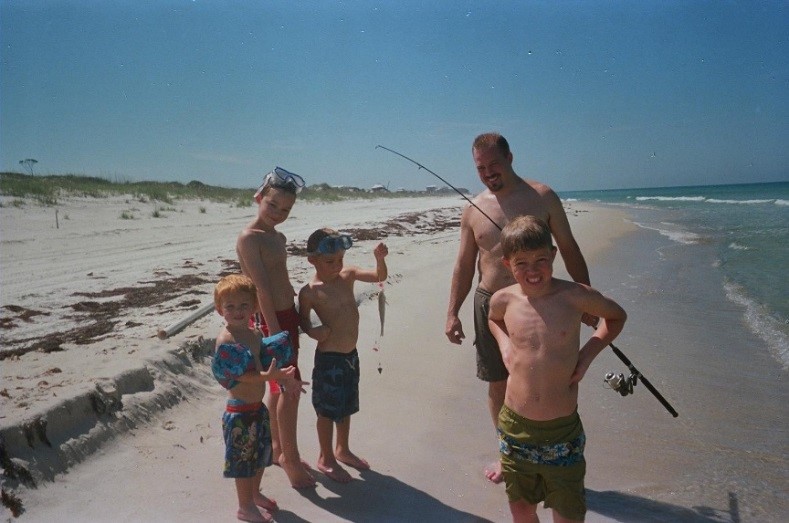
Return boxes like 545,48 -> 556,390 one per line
558,182 -> 788,520
562,181 -> 789,370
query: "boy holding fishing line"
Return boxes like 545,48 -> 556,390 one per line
488,216 -> 626,522
236,167 -> 315,489
211,274 -> 301,522
298,228 -> 388,483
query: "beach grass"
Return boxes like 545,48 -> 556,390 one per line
0,172 -> 447,206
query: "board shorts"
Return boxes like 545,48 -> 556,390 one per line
474,287 -> 508,382
312,349 -> 360,422
497,404 -> 587,521
254,306 -> 301,394
222,400 -> 273,478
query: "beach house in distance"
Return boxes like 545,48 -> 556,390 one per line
373,184 -> 470,194
309,183 -> 470,195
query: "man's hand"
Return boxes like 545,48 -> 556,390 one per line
445,316 -> 466,345
581,313 -> 599,328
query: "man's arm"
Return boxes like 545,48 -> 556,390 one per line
446,206 -> 478,344
544,190 -> 590,286
236,232 -> 282,333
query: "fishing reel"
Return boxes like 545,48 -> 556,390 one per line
604,371 -> 639,396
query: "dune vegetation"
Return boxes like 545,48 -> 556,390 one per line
0,172 -> 443,207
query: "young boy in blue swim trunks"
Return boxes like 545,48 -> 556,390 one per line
211,274 -> 301,523
298,228 -> 388,483
488,216 -> 627,522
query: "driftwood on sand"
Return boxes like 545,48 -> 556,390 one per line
157,301 -> 215,339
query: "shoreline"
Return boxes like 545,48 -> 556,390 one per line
3,195 -> 638,521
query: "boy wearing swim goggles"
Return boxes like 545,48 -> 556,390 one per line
253,166 -> 305,201
298,228 -> 388,483
237,166 -> 316,490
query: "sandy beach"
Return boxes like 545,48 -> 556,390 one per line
2,193 -> 786,522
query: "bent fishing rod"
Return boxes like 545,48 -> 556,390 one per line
375,145 -> 502,231
377,144 -> 679,418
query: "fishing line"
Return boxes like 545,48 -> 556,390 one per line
376,145 -> 502,231
377,144 -> 678,417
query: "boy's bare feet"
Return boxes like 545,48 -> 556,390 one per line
273,456 -> 313,470
253,493 -> 278,512
336,450 -> 370,470
281,459 -> 317,489
317,461 -> 352,483
237,506 -> 272,523
484,460 -> 504,484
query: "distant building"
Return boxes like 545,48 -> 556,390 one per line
369,184 -> 389,193
426,185 -> 437,192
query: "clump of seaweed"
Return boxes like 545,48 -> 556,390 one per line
1,488 -> 24,518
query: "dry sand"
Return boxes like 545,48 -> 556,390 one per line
1,193 -> 642,522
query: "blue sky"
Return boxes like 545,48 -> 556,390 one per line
2,1 -> 787,192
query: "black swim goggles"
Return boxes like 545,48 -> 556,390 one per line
309,234 -> 353,255
255,166 -> 306,197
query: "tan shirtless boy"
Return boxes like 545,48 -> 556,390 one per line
488,216 -> 627,522
236,167 -> 315,489
298,228 -> 388,484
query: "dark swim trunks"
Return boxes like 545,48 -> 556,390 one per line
222,400 -> 273,478
312,349 -> 360,422
255,306 -> 301,394
474,287 -> 508,382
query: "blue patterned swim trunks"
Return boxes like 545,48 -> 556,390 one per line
222,400 -> 272,478
312,349 -> 360,422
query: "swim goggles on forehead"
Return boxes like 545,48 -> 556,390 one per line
255,166 -> 306,197
310,234 -> 353,255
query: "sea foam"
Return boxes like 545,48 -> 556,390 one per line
724,280 -> 789,370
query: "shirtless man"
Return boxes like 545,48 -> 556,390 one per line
237,167 -> 316,489
445,133 -> 591,483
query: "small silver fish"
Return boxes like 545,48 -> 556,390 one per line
378,284 -> 386,337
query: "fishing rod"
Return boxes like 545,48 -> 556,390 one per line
604,343 -> 679,417
376,145 -> 502,231
377,144 -> 679,418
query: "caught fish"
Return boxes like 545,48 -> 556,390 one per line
378,283 -> 386,336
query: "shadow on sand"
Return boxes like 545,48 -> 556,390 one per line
588,489 -> 740,523
274,469 -> 494,523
